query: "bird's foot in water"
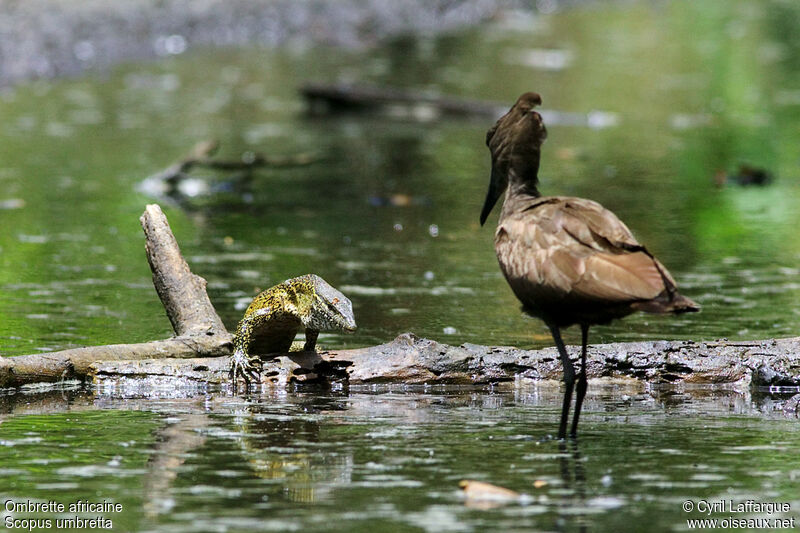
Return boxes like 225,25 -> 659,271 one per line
229,350 -> 263,387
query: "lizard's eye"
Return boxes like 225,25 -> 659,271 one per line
332,298 -> 339,305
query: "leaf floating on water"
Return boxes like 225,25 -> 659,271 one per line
459,479 -> 521,502
533,479 -> 548,489
367,194 -> 431,207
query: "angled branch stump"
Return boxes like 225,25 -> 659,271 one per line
0,204 -> 233,389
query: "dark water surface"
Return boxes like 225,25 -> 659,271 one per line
1,0 -> 800,530
1,387 -> 800,532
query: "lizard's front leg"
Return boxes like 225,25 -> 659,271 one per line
230,348 -> 262,386
303,328 -> 320,352
230,317 -> 264,386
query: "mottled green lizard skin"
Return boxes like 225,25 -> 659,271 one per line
229,274 -> 356,385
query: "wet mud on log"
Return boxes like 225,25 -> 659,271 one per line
90,333 -> 800,396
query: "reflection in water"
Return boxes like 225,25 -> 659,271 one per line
558,440 -> 587,533
135,393 -> 357,512
2,386 -> 800,532
143,414 -> 210,516
230,395 -> 353,504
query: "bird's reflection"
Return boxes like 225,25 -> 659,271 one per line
143,413 -> 210,517
557,439 -> 588,533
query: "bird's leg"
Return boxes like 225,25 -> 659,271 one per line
548,325 -> 575,440
570,324 -> 590,437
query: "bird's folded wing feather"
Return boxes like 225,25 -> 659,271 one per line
497,197 -> 671,302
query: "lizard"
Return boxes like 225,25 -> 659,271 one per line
229,274 -> 357,385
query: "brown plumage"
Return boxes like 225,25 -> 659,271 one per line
481,92 -> 699,439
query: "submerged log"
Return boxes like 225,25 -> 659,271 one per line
0,205 -> 233,389
147,140 -> 318,184
90,333 -> 800,395
300,83 -> 620,128
301,82 -> 506,118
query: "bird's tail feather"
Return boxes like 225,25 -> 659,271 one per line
632,291 -> 700,314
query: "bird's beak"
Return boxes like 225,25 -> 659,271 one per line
480,171 -> 505,226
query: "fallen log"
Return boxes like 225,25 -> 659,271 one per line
0,204 -> 233,389
301,82 -> 506,118
299,83 -> 621,129
5,205 -> 800,395
89,333 -> 800,396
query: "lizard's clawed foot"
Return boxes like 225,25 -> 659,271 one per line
229,350 -> 262,387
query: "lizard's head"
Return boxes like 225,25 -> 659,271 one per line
301,274 -> 357,332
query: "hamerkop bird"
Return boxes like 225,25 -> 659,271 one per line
480,92 -> 699,439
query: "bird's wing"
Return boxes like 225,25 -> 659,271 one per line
496,197 -> 672,302
560,198 -> 678,290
